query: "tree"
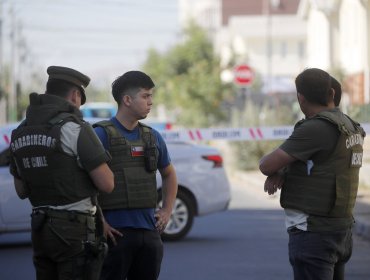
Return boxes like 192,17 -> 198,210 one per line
142,22 -> 233,128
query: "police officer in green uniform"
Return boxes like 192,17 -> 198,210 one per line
259,68 -> 365,280
9,66 -> 115,280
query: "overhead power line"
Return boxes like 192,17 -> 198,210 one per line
7,0 -> 177,11
22,24 -> 177,34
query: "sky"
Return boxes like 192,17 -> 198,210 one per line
1,0 -> 180,88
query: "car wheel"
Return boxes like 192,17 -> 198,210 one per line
158,189 -> 195,241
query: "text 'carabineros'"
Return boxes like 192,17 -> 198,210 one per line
11,134 -> 56,152
345,133 -> 364,149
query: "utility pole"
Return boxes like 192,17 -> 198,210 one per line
263,0 -> 272,95
263,0 -> 281,96
0,0 -> 3,77
9,4 -> 17,122
0,0 -> 6,125
365,0 -> 370,104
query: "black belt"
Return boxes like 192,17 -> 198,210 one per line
287,227 -> 304,233
33,208 -> 95,224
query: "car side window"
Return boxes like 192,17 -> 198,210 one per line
0,147 -> 10,167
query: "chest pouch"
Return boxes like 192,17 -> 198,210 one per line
144,145 -> 157,172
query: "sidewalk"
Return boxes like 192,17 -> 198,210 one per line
229,170 -> 370,241
353,188 -> 370,240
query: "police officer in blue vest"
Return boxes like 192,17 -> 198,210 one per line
9,66 -> 114,280
259,68 -> 365,280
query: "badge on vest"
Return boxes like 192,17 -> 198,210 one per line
131,146 -> 144,157
350,151 -> 363,168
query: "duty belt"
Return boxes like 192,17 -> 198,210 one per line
32,208 -> 95,224
31,208 -> 97,245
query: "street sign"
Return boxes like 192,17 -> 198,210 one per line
234,64 -> 254,86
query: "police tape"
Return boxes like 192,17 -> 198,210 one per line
1,123 -> 370,145
160,123 -> 370,142
160,126 -> 292,142
2,133 -> 10,145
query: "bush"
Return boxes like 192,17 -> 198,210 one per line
231,140 -> 284,171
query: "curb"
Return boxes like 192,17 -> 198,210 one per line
353,196 -> 370,240
231,170 -> 370,240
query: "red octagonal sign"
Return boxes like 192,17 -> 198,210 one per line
234,64 -> 254,86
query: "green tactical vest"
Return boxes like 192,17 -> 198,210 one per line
10,93 -> 97,207
94,120 -> 158,210
280,110 -> 365,230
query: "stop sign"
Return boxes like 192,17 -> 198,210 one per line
234,64 -> 254,86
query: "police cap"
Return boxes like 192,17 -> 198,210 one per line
47,66 -> 90,105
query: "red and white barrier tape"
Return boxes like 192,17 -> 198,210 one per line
2,124 -> 370,145
160,126 -> 295,142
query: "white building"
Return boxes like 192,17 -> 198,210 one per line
179,0 -> 306,94
299,0 -> 370,104
179,0 -> 222,32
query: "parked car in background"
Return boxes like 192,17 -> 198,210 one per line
80,102 -> 117,118
81,102 -> 173,130
0,121 -> 231,242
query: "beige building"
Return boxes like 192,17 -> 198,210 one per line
299,0 -> 370,105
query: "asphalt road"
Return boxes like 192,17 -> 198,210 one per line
0,175 -> 370,280
160,171 -> 370,279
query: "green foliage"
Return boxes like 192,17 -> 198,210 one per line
0,86 -> 4,100
142,22 -> 233,127
142,20 -> 300,170
3,66 -> 113,121
348,103 -> 370,123
230,98 -> 298,170
86,87 -> 113,103
329,66 -> 346,83
232,140 -> 284,170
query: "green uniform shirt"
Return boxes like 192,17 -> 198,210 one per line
279,117 -> 340,230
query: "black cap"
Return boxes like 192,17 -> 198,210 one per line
47,66 -> 90,105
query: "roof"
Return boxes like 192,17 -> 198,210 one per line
222,0 -> 301,25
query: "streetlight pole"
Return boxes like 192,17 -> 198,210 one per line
364,0 -> 370,104
263,0 -> 272,95
0,0 -> 5,125
9,5 -> 17,122
263,0 -> 281,95
0,0 -> 3,78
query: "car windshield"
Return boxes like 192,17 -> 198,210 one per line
84,108 -> 114,118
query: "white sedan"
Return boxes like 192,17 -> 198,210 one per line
0,122 -> 231,242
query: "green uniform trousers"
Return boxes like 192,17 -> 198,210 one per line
31,209 -> 99,280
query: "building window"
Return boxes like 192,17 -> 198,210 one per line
298,41 -> 305,58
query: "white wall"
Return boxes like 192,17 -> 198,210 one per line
339,0 -> 367,74
305,8 -> 330,69
301,0 -> 370,103
217,14 -> 307,78
178,0 -> 221,30
302,0 -> 369,74
179,0 -> 307,93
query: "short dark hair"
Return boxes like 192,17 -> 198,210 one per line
112,71 -> 155,105
46,78 -> 79,99
331,76 -> 342,107
295,68 -> 332,106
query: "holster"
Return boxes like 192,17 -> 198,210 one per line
84,240 -> 108,280
83,200 -> 108,280
31,210 -> 47,231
